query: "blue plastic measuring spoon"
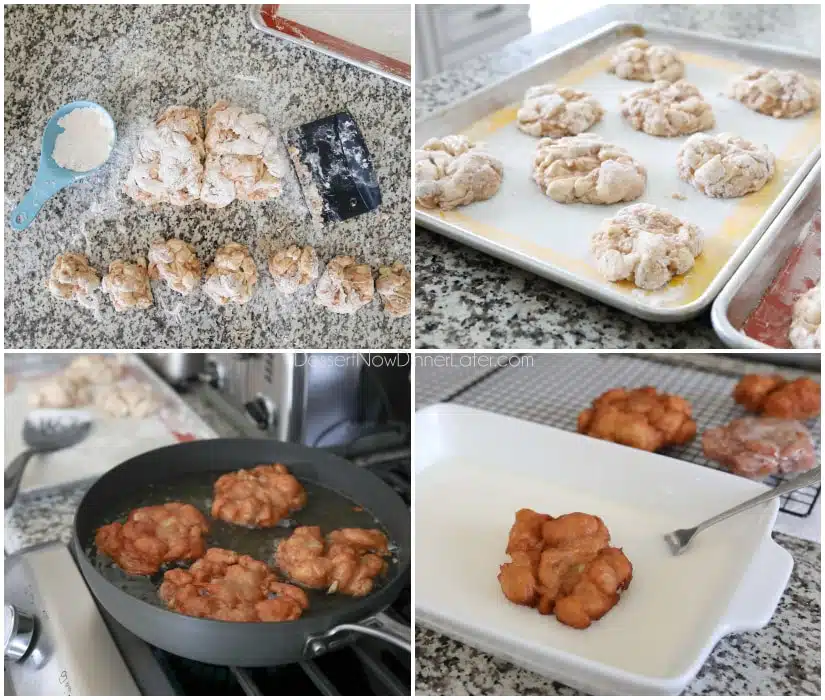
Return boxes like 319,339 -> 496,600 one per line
9,100 -> 116,231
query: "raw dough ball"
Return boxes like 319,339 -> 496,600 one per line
315,256 -> 374,314
101,259 -> 153,312
590,203 -> 703,290
376,262 -> 411,318
29,375 -> 91,409
620,80 -> 714,137
532,133 -> 646,205
608,39 -> 684,82
124,106 -> 205,206
65,355 -> 123,385
415,135 -> 503,210
147,238 -> 202,295
729,67 -> 821,118
97,380 -> 159,418
789,284 -> 821,350
516,85 -> 604,137
267,245 -> 321,295
677,132 -> 775,198
203,242 -> 258,306
200,100 -> 285,208
46,253 -> 100,309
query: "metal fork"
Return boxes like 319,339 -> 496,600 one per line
664,466 -> 821,555
5,413 -> 92,509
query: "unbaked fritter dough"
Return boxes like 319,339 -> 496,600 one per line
590,203 -> 703,290
415,135 -> 503,210
620,80 -> 714,137
532,133 -> 646,205
516,84 -> 604,137
676,132 -> 775,198
729,67 -> 821,118
608,39 -> 684,82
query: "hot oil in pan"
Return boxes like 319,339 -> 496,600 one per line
85,470 -> 400,617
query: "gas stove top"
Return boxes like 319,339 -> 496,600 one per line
5,435 -> 411,696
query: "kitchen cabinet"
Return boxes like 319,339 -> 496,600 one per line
416,4 -> 531,79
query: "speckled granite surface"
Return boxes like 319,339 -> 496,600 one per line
415,4 -> 821,349
414,352 -> 821,695
4,4 -> 410,349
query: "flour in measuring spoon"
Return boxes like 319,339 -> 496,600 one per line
52,107 -> 114,172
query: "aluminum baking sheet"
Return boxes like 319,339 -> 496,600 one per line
712,162 -> 821,356
416,22 -> 822,321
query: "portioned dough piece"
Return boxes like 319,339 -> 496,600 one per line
315,256 -> 374,314
516,85 -> 604,137
101,259 -> 153,312
65,355 -> 123,385
268,245 -> 321,295
608,39 -> 684,82
29,375 -> 92,409
97,380 -> 159,418
677,132 -> 775,198
590,203 -> 703,290
147,238 -> 202,295
203,242 -> 258,306
729,67 -> 821,118
620,80 -> 714,137
789,284 -> 821,350
46,253 -> 100,309
532,133 -> 646,205
415,135 -> 503,210
200,100 -> 286,208
376,262 -> 411,318
124,106 -> 205,206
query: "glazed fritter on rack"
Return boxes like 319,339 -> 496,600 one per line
212,463 -> 307,528
577,387 -> 697,452
702,417 -> 816,479
95,503 -> 209,576
498,509 -> 632,629
159,548 -> 309,622
276,526 -> 390,597
733,375 -> 821,421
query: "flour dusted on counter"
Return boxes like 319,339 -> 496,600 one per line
52,107 -> 114,172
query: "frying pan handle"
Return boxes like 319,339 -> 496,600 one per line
305,612 -> 411,655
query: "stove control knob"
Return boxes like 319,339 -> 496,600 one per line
245,397 -> 276,430
4,605 -> 35,661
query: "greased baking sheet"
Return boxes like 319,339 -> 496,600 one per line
415,23 -> 822,321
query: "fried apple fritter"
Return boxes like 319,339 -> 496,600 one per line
577,386 -> 696,452
276,526 -> 390,597
733,375 -> 821,420
159,548 -> 309,622
498,510 -> 632,629
212,463 -> 307,528
95,503 -> 209,575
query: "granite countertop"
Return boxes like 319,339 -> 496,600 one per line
415,4 -> 821,349
4,4 -> 410,349
414,353 -> 822,696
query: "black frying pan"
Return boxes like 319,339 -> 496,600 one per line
72,438 -> 411,667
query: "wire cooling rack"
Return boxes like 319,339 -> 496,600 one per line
445,354 -> 821,519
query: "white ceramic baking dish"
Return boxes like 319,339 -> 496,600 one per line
415,403 -> 793,696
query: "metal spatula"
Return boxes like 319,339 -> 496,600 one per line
285,111 -> 381,224
5,412 -> 93,509
664,466 -> 821,555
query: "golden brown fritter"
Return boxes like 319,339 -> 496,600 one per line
733,375 -> 821,420
95,503 -> 209,576
498,510 -> 632,629
276,526 -> 389,597
159,548 -> 309,622
212,463 -> 307,528
577,386 -> 696,452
